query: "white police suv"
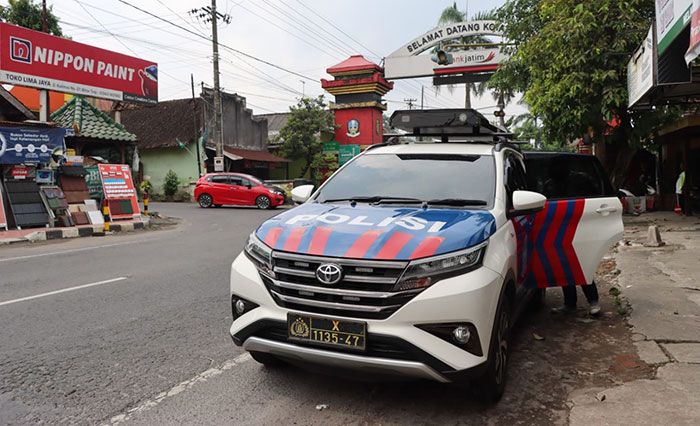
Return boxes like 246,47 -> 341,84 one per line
229,109 -> 623,402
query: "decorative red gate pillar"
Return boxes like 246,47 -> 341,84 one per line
321,55 -> 394,149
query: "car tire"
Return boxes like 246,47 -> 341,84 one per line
249,351 -> 285,367
474,291 -> 512,404
198,194 -> 213,208
255,195 -> 271,209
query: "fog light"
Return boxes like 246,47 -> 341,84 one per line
453,326 -> 470,344
234,299 -> 246,315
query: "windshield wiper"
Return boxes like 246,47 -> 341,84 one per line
426,198 -> 488,207
321,196 -> 422,204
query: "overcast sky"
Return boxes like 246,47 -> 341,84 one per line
12,0 -> 526,117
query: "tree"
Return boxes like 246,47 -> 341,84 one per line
278,96 -> 335,179
491,0 -> 678,187
163,170 -> 179,198
437,4 -> 498,109
0,0 -> 63,36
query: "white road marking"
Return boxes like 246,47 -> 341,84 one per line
107,352 -> 253,425
0,277 -> 128,307
0,241 -> 138,263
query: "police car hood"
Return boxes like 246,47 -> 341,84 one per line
255,202 -> 496,260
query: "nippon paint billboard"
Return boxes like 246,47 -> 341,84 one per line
656,0 -> 692,55
0,23 -> 158,104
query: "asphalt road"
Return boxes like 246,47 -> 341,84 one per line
0,203 -> 643,425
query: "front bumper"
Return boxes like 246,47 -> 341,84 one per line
230,252 -> 504,382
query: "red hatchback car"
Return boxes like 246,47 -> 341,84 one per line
194,173 -> 285,209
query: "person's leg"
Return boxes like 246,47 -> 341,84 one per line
581,283 -> 599,304
582,282 -> 601,315
551,285 -> 577,313
562,285 -> 578,307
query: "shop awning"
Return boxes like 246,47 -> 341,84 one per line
209,146 -> 290,163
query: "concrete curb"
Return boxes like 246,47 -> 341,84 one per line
0,216 -> 152,246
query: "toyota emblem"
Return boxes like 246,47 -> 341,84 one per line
316,263 -> 343,285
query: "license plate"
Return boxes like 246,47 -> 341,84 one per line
287,313 -> 366,351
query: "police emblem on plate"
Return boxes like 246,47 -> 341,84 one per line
289,317 -> 310,338
347,119 -> 360,138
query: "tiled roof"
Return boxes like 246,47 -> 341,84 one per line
254,112 -> 290,139
206,146 -> 290,162
326,55 -> 381,75
51,96 -> 136,142
121,98 -> 200,149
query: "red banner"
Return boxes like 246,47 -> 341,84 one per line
98,164 -> 140,220
0,23 -> 157,104
0,181 -> 7,230
687,0 -> 700,64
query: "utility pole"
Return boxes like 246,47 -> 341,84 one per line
404,98 -> 417,110
191,74 -> 202,176
420,85 -> 424,110
190,1 -> 231,172
300,80 -> 306,98
39,0 -> 49,122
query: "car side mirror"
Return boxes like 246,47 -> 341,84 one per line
246,184 -> 252,189
291,184 -> 314,204
509,190 -> 547,217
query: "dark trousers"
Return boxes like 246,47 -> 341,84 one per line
563,283 -> 599,308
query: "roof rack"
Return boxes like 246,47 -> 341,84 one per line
389,109 -> 509,143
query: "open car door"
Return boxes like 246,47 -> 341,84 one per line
521,153 -> 623,288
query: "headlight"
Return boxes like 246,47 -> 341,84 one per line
394,242 -> 487,291
244,232 -> 273,276
268,189 -> 276,194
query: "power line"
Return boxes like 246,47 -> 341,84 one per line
153,0 -> 208,37
115,0 -> 318,82
294,0 -> 382,59
257,0 -> 354,58
237,2 -> 341,60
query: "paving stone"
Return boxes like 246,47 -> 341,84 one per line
661,343 -> 700,363
635,340 -> 669,364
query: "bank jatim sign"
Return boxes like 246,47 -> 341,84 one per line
0,23 -> 157,105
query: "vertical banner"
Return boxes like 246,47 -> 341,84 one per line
686,0 -> 700,63
0,181 -> 7,230
98,164 -> 140,220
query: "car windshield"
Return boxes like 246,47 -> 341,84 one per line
315,153 -> 495,208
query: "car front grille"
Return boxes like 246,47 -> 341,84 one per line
260,251 -> 420,320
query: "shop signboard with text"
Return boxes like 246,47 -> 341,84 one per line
0,126 -> 65,165
0,23 -> 158,104
98,164 -> 140,220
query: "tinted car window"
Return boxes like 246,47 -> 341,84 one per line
315,153 -> 496,207
211,175 -> 229,184
505,154 -> 528,209
239,178 -> 251,187
229,176 -> 243,186
524,154 -> 613,199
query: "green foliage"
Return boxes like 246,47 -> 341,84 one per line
163,170 -> 179,198
436,4 -> 504,107
492,0 -> 679,184
493,0 -> 669,145
278,96 -> 335,179
0,0 -> 63,36
139,180 -> 153,197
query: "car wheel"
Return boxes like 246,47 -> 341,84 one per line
255,195 -> 271,209
198,194 -> 213,208
249,351 -> 285,367
474,292 -> 511,404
